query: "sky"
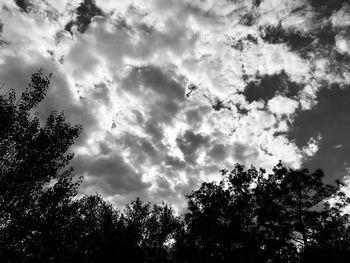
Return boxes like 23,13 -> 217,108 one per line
0,0 -> 350,212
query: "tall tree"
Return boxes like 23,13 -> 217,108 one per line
257,162 -> 350,261
0,71 -> 82,261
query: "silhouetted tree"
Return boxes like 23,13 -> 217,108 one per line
2,72 -> 350,263
0,71 -> 82,262
67,194 -> 126,262
174,166 -> 265,263
175,162 -> 350,263
256,162 -> 350,261
122,197 -> 180,262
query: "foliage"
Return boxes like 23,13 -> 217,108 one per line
175,162 -> 350,263
0,71 -> 82,261
122,197 -> 181,262
1,72 -> 350,262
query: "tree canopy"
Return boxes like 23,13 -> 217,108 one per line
176,163 -> 350,262
0,71 -> 83,261
1,72 -> 350,262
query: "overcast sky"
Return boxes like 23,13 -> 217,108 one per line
1,0 -> 350,211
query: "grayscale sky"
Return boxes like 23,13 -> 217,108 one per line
1,0 -> 350,211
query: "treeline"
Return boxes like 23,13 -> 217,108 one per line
1,72 -> 350,262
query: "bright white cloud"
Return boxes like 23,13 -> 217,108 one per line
268,95 -> 299,116
302,135 -> 321,159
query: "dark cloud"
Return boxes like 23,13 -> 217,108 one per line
144,119 -> 164,142
202,164 -> 221,175
156,176 -> 171,189
132,109 -> 144,124
252,0 -> 262,7
288,84 -> 350,182
14,0 -> 33,13
92,82 -> 110,104
243,71 -> 302,103
149,99 -> 180,121
123,65 -> 185,101
119,133 -> 161,166
138,138 -> 158,157
152,177 -> 176,199
122,65 -> 186,123
165,156 -> 187,170
309,0 -> 348,16
74,154 -> 151,195
98,142 -> 113,155
239,12 -> 259,27
232,142 -> 259,164
209,144 -> 227,161
65,0 -> 103,34
185,108 -> 202,123
176,130 -> 209,165
185,107 -> 209,125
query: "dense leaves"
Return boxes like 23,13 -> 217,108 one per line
1,72 -> 350,262
176,163 -> 350,263
0,71 -> 83,262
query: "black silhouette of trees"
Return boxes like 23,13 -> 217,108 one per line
1,71 -> 350,262
175,165 -> 272,263
255,162 -> 350,260
122,197 -> 181,262
68,194 -> 124,262
66,196 -> 181,262
0,71 -> 82,261
175,163 -> 350,263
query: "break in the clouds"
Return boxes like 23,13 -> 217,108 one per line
1,0 -> 350,210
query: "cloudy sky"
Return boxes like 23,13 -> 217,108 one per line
1,0 -> 350,211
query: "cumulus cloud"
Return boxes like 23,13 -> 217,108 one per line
268,95 -> 299,116
1,0 -> 350,211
